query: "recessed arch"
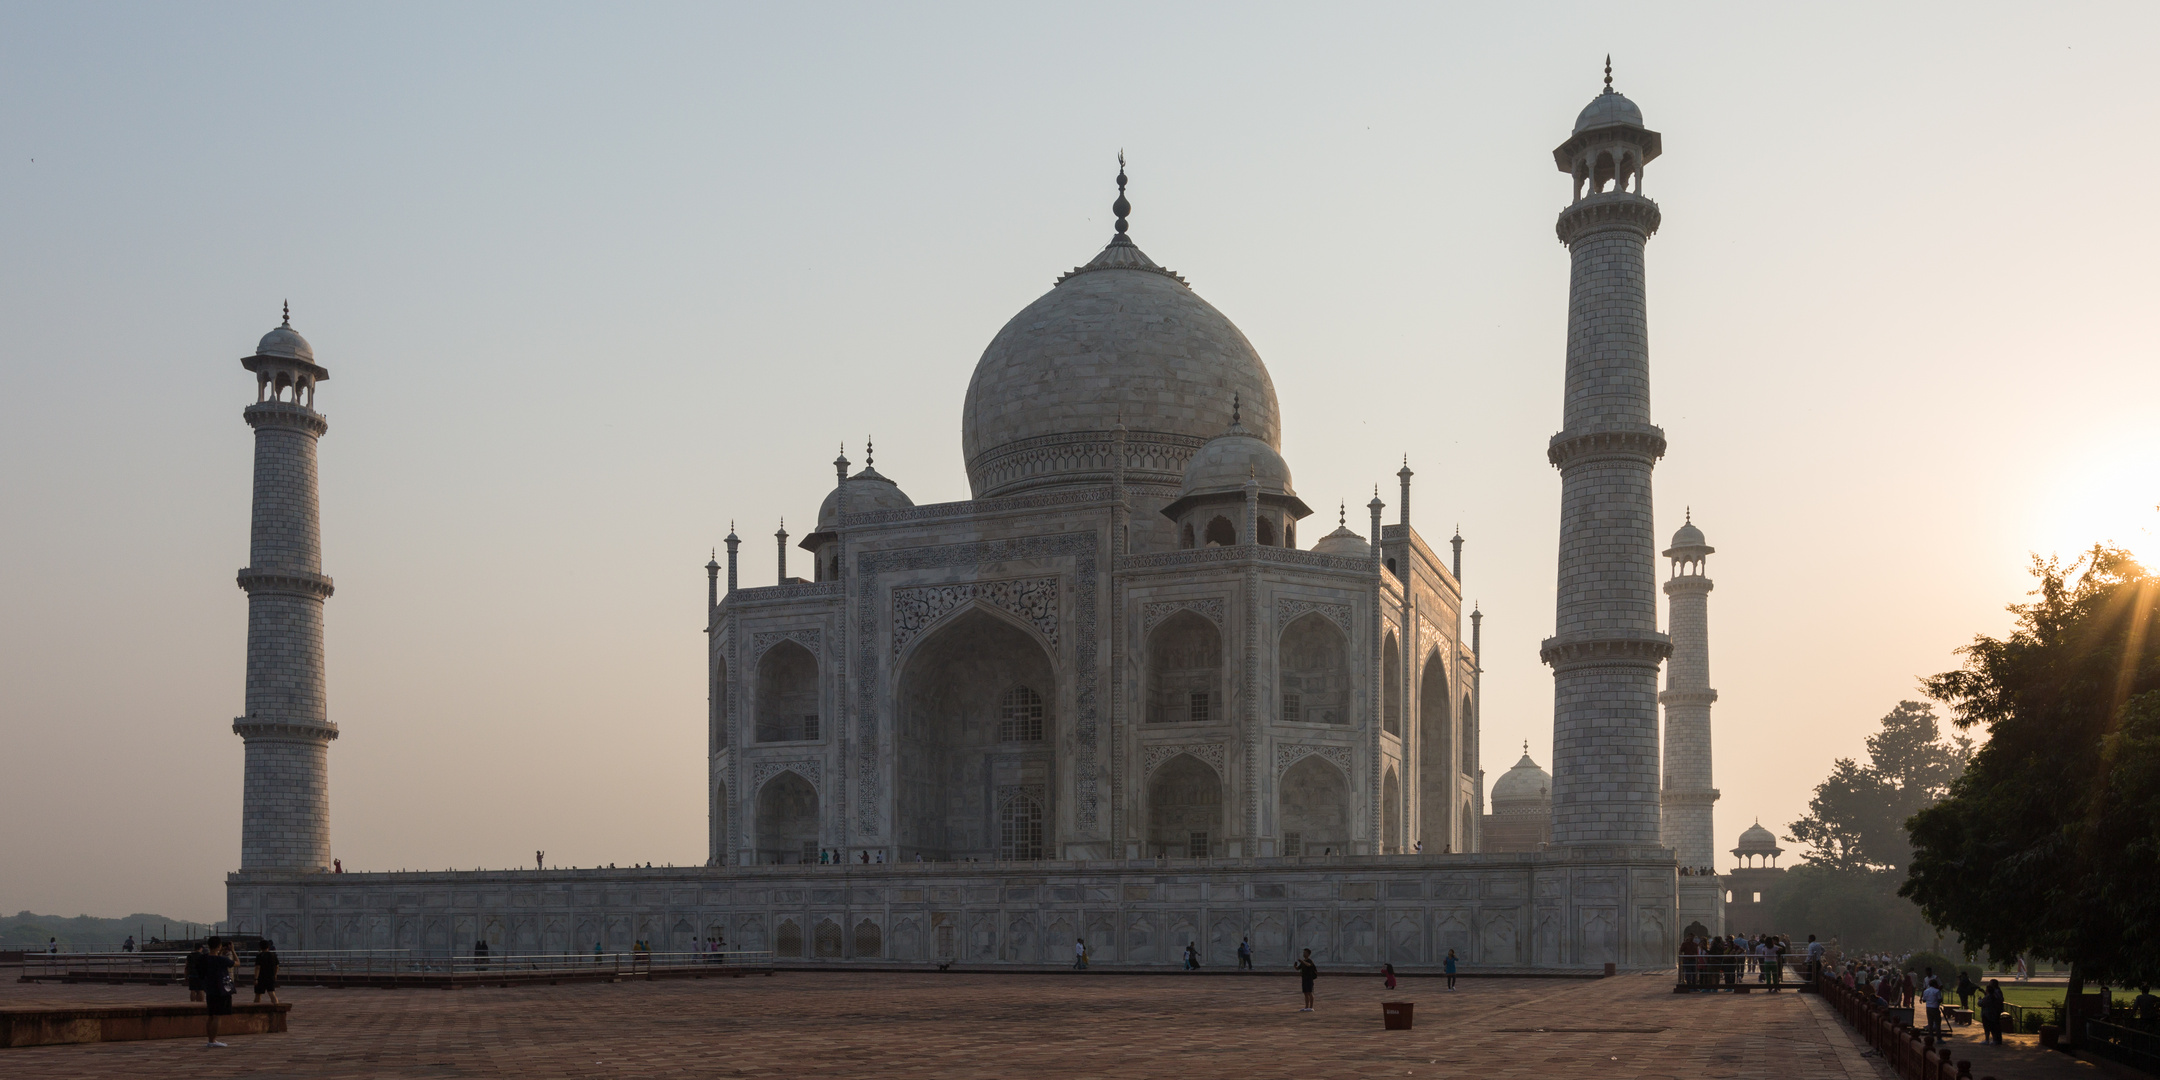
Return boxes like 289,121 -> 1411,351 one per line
1147,753 -> 1222,858
1382,767 -> 1401,854
896,607 -> 1057,861
1462,797 -> 1475,854
754,771 -> 817,865
1382,632 -> 1402,737
1280,755 -> 1350,855
1204,515 -> 1237,547
711,780 -> 729,866
1460,693 -> 1476,778
1279,612 -> 1350,725
1256,516 -> 1277,546
755,640 -> 819,742
711,655 -> 730,750
1147,610 -> 1221,725
1418,652 -> 1451,851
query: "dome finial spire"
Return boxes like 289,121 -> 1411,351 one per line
1112,151 -> 1130,238
1686,505 -> 1692,525
1231,393 -> 1240,427
281,299 -> 290,326
1603,54 -> 1613,92
865,435 -> 874,468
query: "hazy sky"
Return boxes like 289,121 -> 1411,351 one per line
4,3 -> 2157,921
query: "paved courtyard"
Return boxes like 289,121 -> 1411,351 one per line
0,969 -> 1957,1079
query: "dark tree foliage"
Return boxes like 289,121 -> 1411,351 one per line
1771,865 -> 1939,953
1788,701 -> 1970,873
1903,547 -> 2160,993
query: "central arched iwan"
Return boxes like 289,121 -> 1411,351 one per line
896,608 -> 1056,861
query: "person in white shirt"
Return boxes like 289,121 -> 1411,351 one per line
1923,980 -> 1945,1034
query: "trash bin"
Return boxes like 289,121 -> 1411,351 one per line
1382,1002 -> 1414,1030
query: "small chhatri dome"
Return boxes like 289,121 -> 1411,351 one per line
1574,55 -> 1646,132
1311,502 -> 1367,555
253,301 -> 317,364
1178,397 -> 1295,500
813,437 -> 914,532
1733,820 -> 1782,855
1664,509 -> 1714,558
1491,745 -> 1553,806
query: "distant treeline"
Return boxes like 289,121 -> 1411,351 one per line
2,911 -> 218,951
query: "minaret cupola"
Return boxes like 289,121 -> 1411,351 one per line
243,301 -> 329,408
1555,57 -> 1662,202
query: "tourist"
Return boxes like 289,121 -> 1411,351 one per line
1382,963 -> 1397,990
1901,970 -> 1916,1008
252,940 -> 281,1004
1806,934 -> 1825,986
1294,949 -> 1318,1011
1237,937 -> 1253,970
1074,937 -> 1087,971
202,936 -> 236,1048
1979,980 -> 2006,1045
185,942 -> 208,1002
1444,949 -> 1459,990
1679,934 -> 1699,988
47,937 -> 57,954
333,858 -> 342,873
1922,975 -> 1943,1034
594,940 -> 603,963
1413,840 -> 1423,855
122,935 -> 135,953
1764,939 -> 1784,992
2131,986 -> 2156,1025
1184,942 -> 1200,970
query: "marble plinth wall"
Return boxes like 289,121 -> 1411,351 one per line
230,850 -> 1677,970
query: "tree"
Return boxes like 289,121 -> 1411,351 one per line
1903,547 -> 2160,1019
1788,701 -> 1969,873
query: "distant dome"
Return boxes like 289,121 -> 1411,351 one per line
1491,751 -> 1553,807
1180,420 -> 1292,500
254,322 -> 314,363
1311,523 -> 1367,556
1734,821 -> 1782,854
815,465 -> 913,530
960,232 -> 1281,499
1670,520 -> 1705,549
1575,87 -> 1644,132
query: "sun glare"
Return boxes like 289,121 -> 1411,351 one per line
2036,439 -> 2160,571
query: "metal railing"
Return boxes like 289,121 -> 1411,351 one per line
1818,972 -> 1988,1080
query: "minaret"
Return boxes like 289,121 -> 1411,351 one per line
1660,513 -> 1718,868
1540,61 -> 1672,847
233,304 -> 336,872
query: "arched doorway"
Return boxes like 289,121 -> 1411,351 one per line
1460,693 -> 1476,777
755,641 -> 819,742
755,771 -> 817,864
1418,654 -> 1451,851
1147,754 -> 1222,857
1280,755 -> 1349,856
1381,768 -> 1400,854
1147,611 -> 1221,725
896,608 -> 1057,861
1382,633 -> 1402,736
1279,613 -> 1350,725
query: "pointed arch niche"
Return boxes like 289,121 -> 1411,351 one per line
1279,613 -> 1351,726
1418,653 -> 1452,851
1382,632 -> 1402,736
755,641 -> 819,743
1147,611 -> 1222,725
1146,754 -> 1222,858
754,771 -> 817,865
896,607 -> 1057,861
1280,755 -> 1350,856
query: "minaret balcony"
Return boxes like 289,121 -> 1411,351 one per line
1546,424 -> 1667,469
1555,191 -> 1661,244
1539,629 -> 1672,670
1658,688 -> 1719,707
236,567 -> 336,599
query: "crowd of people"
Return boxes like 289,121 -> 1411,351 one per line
1676,932 -> 1824,991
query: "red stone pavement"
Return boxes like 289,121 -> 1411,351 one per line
0,968 -> 2101,1080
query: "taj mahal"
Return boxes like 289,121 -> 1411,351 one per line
223,67 -> 1731,969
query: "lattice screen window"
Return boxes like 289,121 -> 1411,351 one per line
1282,832 -> 1302,857
999,791 -> 1045,861
800,841 -> 817,864
1187,691 -> 1210,724
1188,832 -> 1210,858
853,919 -> 882,958
814,919 -> 843,958
1281,693 -> 1302,725
999,686 -> 1045,742
775,920 -> 804,957
802,714 -> 820,740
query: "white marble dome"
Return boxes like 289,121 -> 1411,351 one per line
816,465 -> 913,529
1575,87 -> 1645,132
1669,520 -> 1706,549
1180,420 -> 1292,500
961,234 -> 1281,498
1491,751 -> 1552,806
255,321 -> 315,363
1311,522 -> 1367,556
1734,821 -> 1781,854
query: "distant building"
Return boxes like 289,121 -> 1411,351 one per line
1481,745 -> 1553,852
1724,822 -> 1785,937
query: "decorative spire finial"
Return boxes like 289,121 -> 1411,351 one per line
281,299 -> 290,326
866,436 -> 874,467
1338,501 -> 1346,527
1686,505 -> 1692,525
1603,54 -> 1613,92
1231,393 -> 1240,427
1112,151 -> 1130,237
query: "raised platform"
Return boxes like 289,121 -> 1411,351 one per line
229,846 -> 1680,971
1,1002 -> 288,1047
